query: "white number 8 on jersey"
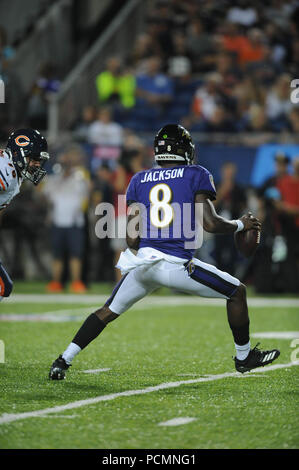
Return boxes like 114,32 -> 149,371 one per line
149,183 -> 174,228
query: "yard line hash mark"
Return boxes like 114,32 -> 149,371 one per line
158,417 -> 197,427
82,368 -> 111,374
0,361 -> 298,425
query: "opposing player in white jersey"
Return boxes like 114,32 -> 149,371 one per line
49,124 -> 280,379
0,128 -> 49,301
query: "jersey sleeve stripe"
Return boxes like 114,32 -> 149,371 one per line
0,170 -> 8,187
0,177 -> 6,191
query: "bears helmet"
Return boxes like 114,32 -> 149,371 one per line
6,128 -> 49,185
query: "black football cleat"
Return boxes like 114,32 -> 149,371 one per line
234,343 -> 280,373
49,355 -> 71,380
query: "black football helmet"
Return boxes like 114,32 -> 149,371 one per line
154,124 -> 195,165
6,128 -> 49,185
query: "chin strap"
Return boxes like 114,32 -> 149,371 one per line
5,148 -> 13,161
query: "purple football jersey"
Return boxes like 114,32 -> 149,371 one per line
126,164 -> 216,259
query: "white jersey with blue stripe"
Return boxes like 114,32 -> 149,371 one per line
0,150 -> 21,210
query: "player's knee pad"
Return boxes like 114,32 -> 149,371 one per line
0,264 -> 13,298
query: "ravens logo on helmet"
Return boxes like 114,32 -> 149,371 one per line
154,124 -> 195,165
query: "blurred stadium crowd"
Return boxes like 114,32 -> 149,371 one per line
0,0 -> 298,294
89,0 -> 299,135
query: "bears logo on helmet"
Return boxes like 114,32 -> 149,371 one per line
14,135 -> 30,147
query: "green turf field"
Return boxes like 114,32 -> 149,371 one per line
0,291 -> 298,449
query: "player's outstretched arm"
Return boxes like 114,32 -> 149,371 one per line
195,194 -> 261,234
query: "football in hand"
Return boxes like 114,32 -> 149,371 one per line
234,228 -> 261,258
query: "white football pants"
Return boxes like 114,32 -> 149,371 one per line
106,257 -> 240,315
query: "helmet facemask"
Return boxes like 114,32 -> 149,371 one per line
6,128 -> 50,185
6,128 -> 49,185
17,148 -> 50,185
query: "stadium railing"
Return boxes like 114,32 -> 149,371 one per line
47,0 -> 144,143
8,0 -> 73,95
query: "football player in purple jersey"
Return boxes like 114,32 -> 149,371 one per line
49,124 -> 280,379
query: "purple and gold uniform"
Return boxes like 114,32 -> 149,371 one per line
126,164 -> 216,260
105,163 -> 239,315
103,125 -> 240,314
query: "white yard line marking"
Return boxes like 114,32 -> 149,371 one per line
5,295 -> 108,304
177,373 -> 203,377
37,414 -> 79,419
22,307 -> 98,316
158,417 -> 197,427
1,300 -> 299,323
0,361 -> 298,425
4,294 -> 299,308
0,307 -> 98,323
252,332 -> 299,340
0,314 -> 86,322
135,297 -> 299,309
0,307 -> 97,323
82,368 -> 111,374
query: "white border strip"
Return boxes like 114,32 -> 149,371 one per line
0,362 -> 298,425
5,294 -> 299,308
252,332 -> 299,339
